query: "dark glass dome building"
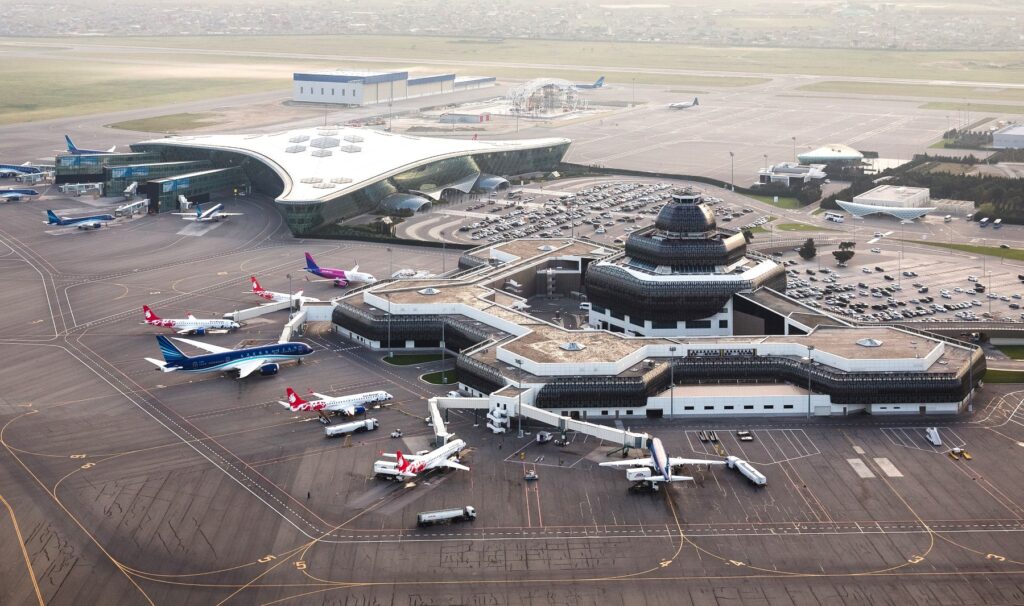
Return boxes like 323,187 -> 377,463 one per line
584,188 -> 786,336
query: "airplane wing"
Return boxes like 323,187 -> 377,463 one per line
143,357 -> 178,372
214,212 -> 244,217
231,358 -> 265,379
667,457 -> 726,468
171,337 -> 232,355
435,459 -> 470,471
599,458 -> 655,469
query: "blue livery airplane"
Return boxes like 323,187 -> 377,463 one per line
599,437 -> 724,488
145,335 -> 314,378
1,188 -> 40,201
173,198 -> 243,222
45,209 -> 114,229
64,135 -> 115,155
0,163 -> 42,177
576,76 -> 605,89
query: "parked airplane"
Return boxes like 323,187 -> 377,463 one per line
173,199 -> 243,222
64,135 -> 115,155
45,209 -> 113,229
142,305 -> 240,335
576,76 -> 605,89
279,386 -> 393,423
144,334 -> 313,378
1,188 -> 39,201
248,276 -> 308,304
668,97 -> 699,109
381,439 -> 469,479
303,252 -> 377,287
599,437 -> 724,486
0,162 -> 41,177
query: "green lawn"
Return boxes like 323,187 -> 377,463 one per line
19,36 -> 1024,84
774,222 -> 835,232
421,370 -> 458,385
922,101 -> 1024,115
910,240 -> 1024,262
982,369 -> 1024,384
108,112 -> 223,133
383,353 -> 444,366
993,345 -> 1024,361
744,194 -> 802,209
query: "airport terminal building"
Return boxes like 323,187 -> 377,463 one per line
331,190 -> 984,423
130,127 -> 570,235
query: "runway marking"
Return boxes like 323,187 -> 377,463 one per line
881,426 -> 967,453
847,458 -> 876,478
874,457 -> 904,478
177,221 -> 225,237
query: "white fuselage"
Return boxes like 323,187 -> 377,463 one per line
399,439 -> 466,477
147,317 -> 238,333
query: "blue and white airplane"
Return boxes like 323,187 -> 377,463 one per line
576,76 -> 605,89
64,135 -> 115,155
173,199 -> 244,222
1,188 -> 39,201
0,162 -> 41,177
599,437 -> 724,487
45,209 -> 114,229
144,335 -> 314,378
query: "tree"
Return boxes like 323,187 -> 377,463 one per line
833,249 -> 855,266
798,238 -> 817,261
839,241 -> 856,251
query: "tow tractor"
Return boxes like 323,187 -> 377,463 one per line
390,429 -> 403,438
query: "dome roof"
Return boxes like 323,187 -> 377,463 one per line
654,190 -> 716,235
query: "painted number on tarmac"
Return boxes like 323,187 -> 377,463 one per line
294,561 -> 307,570
70,454 -> 87,459
907,555 -> 924,564
80,463 -> 95,470
258,555 -> 276,563
986,554 -> 1006,562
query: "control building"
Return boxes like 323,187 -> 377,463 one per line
330,207 -> 984,421
584,189 -> 786,336
292,69 -> 496,106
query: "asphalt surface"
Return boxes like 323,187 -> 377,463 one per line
0,191 -> 1023,604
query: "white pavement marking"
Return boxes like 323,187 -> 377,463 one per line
847,458 -> 876,479
177,221 -> 225,236
873,457 -> 903,478
853,445 -> 865,455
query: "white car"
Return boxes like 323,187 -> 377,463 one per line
871,248 -> 881,253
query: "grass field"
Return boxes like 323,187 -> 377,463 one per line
910,240 -> 1024,262
421,370 -> 458,385
799,81 -> 1024,103
774,222 -> 835,232
108,112 -> 223,133
922,101 -> 1024,115
14,36 -> 1024,84
982,369 -> 1024,384
743,194 -> 801,209
993,345 -> 1024,361
383,353 -> 444,366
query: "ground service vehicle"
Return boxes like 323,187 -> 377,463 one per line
417,506 -> 476,527
324,418 -> 378,438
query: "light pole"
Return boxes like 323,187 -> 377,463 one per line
791,136 -> 796,162
631,78 -> 636,107
729,151 -> 735,191
286,273 -> 293,314
763,154 -> 768,172
387,247 -> 393,279
668,346 -> 677,417
441,230 -> 447,275
987,270 -> 992,315
516,358 -> 524,438
801,345 -> 815,419
440,319 -> 447,384
386,293 -> 393,358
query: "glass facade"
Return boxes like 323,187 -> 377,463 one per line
145,167 -> 249,213
55,152 -> 163,183
104,161 -> 210,195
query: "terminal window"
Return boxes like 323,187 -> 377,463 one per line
687,320 -> 711,329
625,410 -> 633,415
601,410 -> 608,416
719,320 -> 729,329
783,405 -> 794,410
684,406 -> 694,411
765,405 -> 774,410
724,405 -> 734,410
743,405 -> 754,410
704,405 -> 714,410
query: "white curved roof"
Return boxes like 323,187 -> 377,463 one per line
836,200 -> 934,220
139,127 -> 569,204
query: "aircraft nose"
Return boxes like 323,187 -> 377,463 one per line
302,344 -> 314,354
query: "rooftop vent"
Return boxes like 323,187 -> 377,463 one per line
285,145 -> 306,153
310,137 -> 340,149
418,287 -> 441,295
856,338 -> 884,348
299,177 -> 323,184
316,129 -> 338,136
559,342 -> 587,352
340,145 -> 362,153
289,135 -> 310,143
344,134 -> 364,143
311,149 -> 333,158
330,177 -> 353,184
312,182 -> 336,189
537,245 -> 555,251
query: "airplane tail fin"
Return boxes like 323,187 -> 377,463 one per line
285,387 -> 306,409
196,204 -> 202,218
304,253 -> 319,271
595,76 -> 605,87
693,97 -> 699,106
143,305 -> 160,321
396,451 -> 409,472
64,135 -> 77,152
45,210 -> 61,224
155,335 -> 188,364
250,276 -> 263,293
